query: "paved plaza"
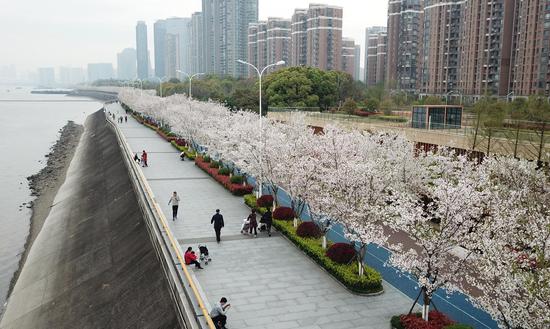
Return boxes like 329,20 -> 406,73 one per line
109,103 -> 414,329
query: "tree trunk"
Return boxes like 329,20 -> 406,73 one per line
422,291 -> 431,321
357,244 -> 367,276
293,218 -> 298,228
322,236 -> 327,249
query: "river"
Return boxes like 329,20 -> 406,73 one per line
0,86 -> 102,307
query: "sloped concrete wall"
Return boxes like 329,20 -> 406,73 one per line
0,110 -> 179,329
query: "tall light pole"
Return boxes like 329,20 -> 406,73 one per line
176,70 -> 205,99
236,59 -> 285,196
506,91 -> 514,103
445,90 -> 453,105
153,76 -> 167,97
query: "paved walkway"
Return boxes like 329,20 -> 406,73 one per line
109,104 -> 414,329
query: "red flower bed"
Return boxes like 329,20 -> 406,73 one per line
326,243 -> 356,264
296,221 -> 322,238
195,156 -> 254,196
257,195 -> 274,208
174,138 -> 188,147
400,311 -> 454,329
273,207 -> 295,220
156,129 -> 176,142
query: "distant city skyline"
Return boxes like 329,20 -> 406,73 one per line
0,1 -> 387,72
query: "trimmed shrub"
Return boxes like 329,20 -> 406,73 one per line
203,155 -> 211,163
394,311 -> 455,329
272,207 -> 295,221
273,219 -> 383,294
243,194 -> 267,214
296,222 -> 322,238
256,195 -> 274,208
218,167 -> 231,176
230,175 -> 244,184
209,161 -> 220,169
443,325 -> 473,329
391,315 -> 405,329
231,185 -> 253,196
326,243 -> 356,264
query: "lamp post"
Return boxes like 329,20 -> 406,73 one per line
445,90 -> 453,105
176,70 -> 205,99
506,91 -> 514,103
133,78 -> 143,96
236,59 -> 285,196
153,76 -> 167,97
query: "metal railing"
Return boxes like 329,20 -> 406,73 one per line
106,114 -> 216,329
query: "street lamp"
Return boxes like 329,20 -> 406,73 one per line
506,91 -> 514,103
236,59 -> 285,196
445,90 -> 454,105
176,70 -> 205,99
153,76 -> 167,97
133,78 -> 143,96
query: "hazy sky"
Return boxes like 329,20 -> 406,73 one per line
0,0 -> 387,72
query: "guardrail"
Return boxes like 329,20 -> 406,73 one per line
106,113 -> 216,329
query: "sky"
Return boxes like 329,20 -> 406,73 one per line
0,0 -> 388,73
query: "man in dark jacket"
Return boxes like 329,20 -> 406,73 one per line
211,209 -> 224,243
261,209 -> 273,237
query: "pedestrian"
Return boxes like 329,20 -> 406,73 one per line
141,150 -> 148,167
261,208 -> 273,237
210,297 -> 230,329
211,209 -> 224,243
133,153 -> 140,163
184,247 -> 203,269
168,191 -> 180,220
248,209 -> 258,237
180,151 -> 186,161
125,115 -> 128,123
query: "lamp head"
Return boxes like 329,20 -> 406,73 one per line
237,60 -> 247,64
276,60 -> 286,66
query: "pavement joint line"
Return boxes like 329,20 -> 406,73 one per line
178,233 -> 280,244
148,177 -> 211,181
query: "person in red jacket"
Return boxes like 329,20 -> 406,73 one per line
184,247 -> 203,269
141,150 -> 148,167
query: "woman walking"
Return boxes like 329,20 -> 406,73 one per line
248,209 -> 258,237
168,191 -> 180,220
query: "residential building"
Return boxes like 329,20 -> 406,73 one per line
256,21 -> 268,71
38,67 -> 55,87
165,34 -> 181,79
154,17 -> 192,79
341,38 -> 356,77
459,0 -> 515,97
117,48 -> 137,80
136,21 -> 149,79
58,67 -> 85,86
191,12 -> 205,74
365,27 -> 387,86
386,0 -> 423,92
267,18 -> 291,69
202,0 -> 259,78
421,0 -> 462,95
291,9 -> 308,67
364,26 -> 386,84
247,22 -> 260,77
153,20 -> 167,78
87,63 -> 114,82
306,4 -> 343,71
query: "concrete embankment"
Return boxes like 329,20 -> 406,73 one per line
0,110 -> 179,329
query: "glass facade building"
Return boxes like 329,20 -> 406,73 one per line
411,105 -> 462,129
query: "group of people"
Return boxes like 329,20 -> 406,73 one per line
241,208 -> 273,237
116,115 -> 127,123
133,150 -> 148,167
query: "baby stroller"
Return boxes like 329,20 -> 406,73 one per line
240,218 -> 250,234
198,245 -> 211,265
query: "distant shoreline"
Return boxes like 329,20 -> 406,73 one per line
6,121 -> 84,299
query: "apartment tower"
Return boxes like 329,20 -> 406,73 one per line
136,21 -> 149,79
306,4 -> 343,71
364,26 -> 386,84
291,9 -> 308,67
341,38 -> 356,77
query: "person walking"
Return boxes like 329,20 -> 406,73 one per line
211,209 -> 224,243
168,191 -> 180,220
125,115 -> 128,123
248,209 -> 258,237
210,297 -> 230,329
141,150 -> 148,167
261,208 -> 273,237
184,247 -> 203,269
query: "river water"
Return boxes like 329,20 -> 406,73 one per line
0,87 -> 102,307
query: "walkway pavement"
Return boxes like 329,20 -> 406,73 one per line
109,103 -> 414,329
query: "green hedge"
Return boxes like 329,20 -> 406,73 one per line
273,219 -> 383,294
243,194 -> 268,214
218,167 -> 231,176
372,115 -> 408,123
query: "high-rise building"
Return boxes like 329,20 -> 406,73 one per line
306,4 -> 343,71
421,0 -> 462,95
136,21 -> 149,79
354,45 -> 361,81
291,9 -> 308,67
364,26 -> 386,84
247,22 -> 260,77
191,12 -> 205,74
256,21 -> 268,71
341,38 -> 356,78
38,67 -> 55,87
154,18 -> 192,79
386,0 -> 423,92
267,18 -> 291,68
202,0 -> 259,78
458,0 -> 514,97
117,48 -> 137,80
87,63 -> 114,82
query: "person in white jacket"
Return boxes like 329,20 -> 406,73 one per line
168,191 -> 180,220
